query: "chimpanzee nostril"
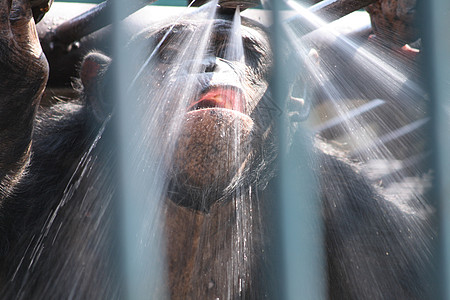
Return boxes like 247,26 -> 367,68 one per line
204,62 -> 217,73
200,56 -> 218,73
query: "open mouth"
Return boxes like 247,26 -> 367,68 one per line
188,86 -> 244,113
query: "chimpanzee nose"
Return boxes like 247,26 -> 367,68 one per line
201,57 -> 238,74
202,57 -> 218,73
204,62 -> 216,73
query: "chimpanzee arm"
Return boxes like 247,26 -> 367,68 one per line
320,151 -> 433,300
0,0 -> 48,197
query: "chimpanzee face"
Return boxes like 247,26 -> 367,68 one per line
138,17 -> 272,113
127,16 -> 275,211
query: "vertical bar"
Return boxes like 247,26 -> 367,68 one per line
271,1 -> 325,299
424,0 -> 450,299
112,2 -> 168,299
111,3 -> 133,298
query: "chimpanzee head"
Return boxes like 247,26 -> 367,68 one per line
129,13 -> 279,211
80,11 -> 305,212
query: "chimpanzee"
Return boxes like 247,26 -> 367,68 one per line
0,1 -> 434,299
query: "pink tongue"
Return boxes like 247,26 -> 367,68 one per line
189,87 -> 243,112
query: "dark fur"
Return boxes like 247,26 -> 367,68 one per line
0,11 -> 434,300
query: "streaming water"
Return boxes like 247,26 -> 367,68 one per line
2,1 -> 434,299
114,2 -> 431,298
223,8 -> 251,297
2,1 -> 223,299
117,1 -> 220,298
273,1 -> 433,297
284,0 -> 430,193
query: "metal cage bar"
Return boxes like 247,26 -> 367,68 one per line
425,0 -> 450,299
271,0 -> 326,299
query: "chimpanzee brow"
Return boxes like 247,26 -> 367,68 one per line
156,24 -> 194,44
154,22 -> 267,64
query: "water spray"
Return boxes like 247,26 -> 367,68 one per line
286,0 -> 377,35
43,0 -> 376,53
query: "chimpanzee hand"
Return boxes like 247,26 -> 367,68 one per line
0,0 -> 49,198
0,0 -> 48,101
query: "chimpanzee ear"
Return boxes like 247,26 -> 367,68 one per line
80,52 -> 111,90
80,52 -> 112,122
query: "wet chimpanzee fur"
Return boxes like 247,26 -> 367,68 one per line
0,2 -> 434,299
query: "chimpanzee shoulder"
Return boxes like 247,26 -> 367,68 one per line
315,137 -> 433,299
0,95 -> 120,297
0,102 -> 82,245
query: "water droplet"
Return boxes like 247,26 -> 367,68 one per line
208,281 -> 215,289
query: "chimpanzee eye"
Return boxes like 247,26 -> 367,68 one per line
158,48 -> 180,64
216,43 -> 226,59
